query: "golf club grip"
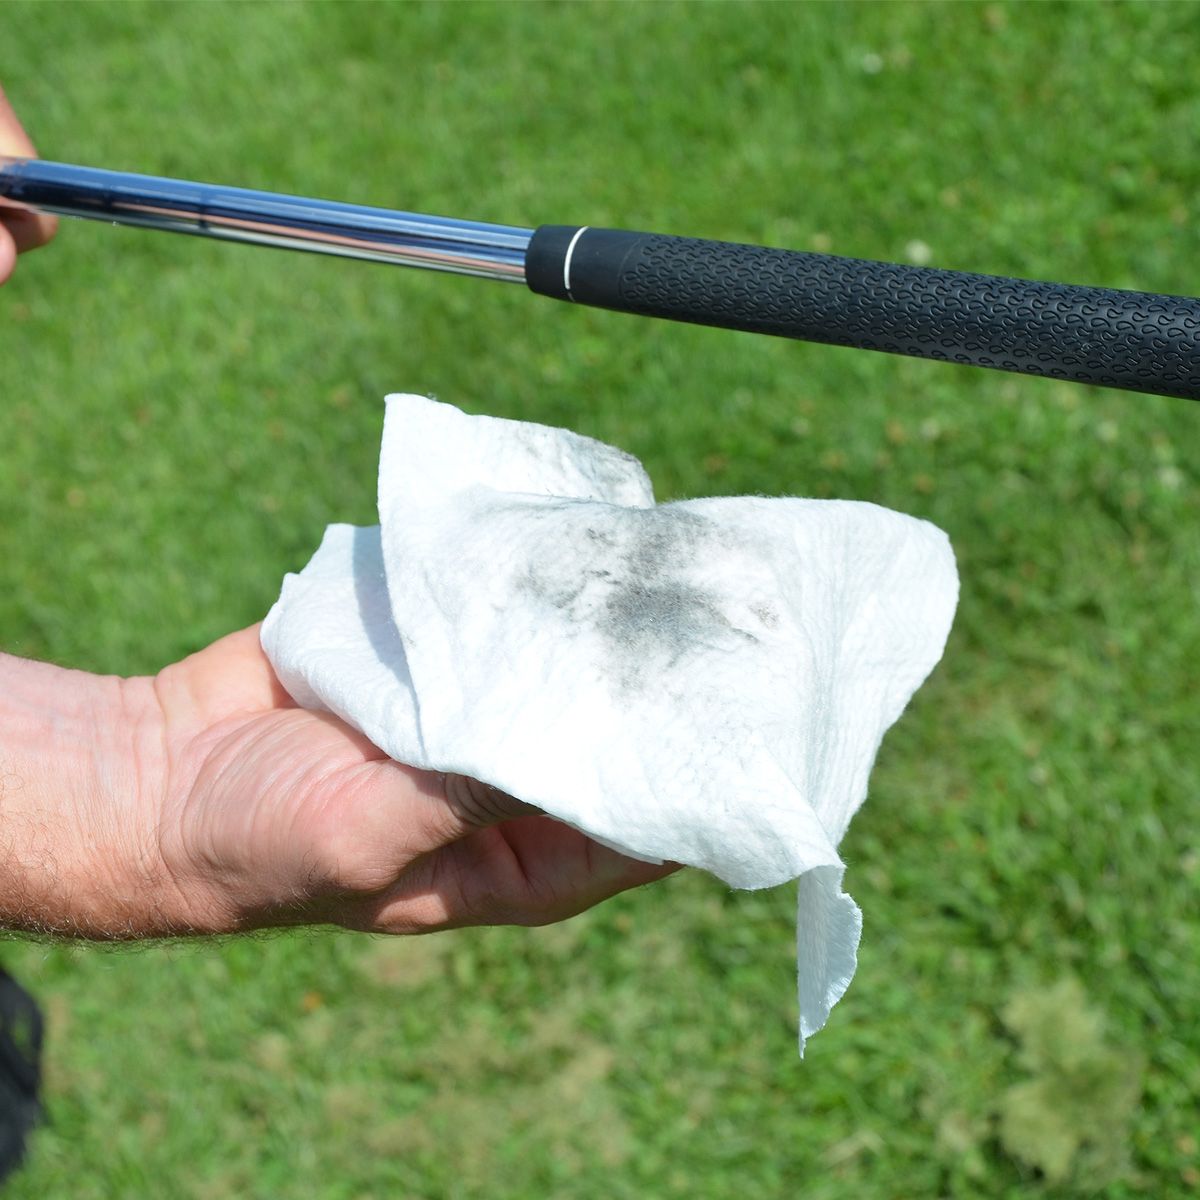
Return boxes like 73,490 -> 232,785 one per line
525,226 -> 1200,400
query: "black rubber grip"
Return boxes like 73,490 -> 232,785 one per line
525,226 -> 1200,400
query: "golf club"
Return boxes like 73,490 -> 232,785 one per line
2,156 -> 1197,400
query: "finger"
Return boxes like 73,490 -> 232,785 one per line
1,205 -> 56,255
0,224 -> 14,285
345,814 -> 682,934
441,773 -> 539,827
0,86 -> 38,156
0,86 -> 58,253
485,818 -> 682,923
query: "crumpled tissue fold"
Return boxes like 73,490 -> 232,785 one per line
262,394 -> 958,1049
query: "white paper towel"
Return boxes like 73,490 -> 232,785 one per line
262,394 -> 959,1049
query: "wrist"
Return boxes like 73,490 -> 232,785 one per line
0,654 -> 193,937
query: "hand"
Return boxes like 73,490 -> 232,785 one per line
0,628 -> 675,938
0,85 -> 57,285
145,627 -> 678,934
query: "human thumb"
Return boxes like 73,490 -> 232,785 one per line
435,772 -> 540,833
0,85 -> 58,255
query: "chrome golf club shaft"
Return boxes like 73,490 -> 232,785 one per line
0,157 -> 530,280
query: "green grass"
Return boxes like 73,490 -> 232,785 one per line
2,1 -> 1199,1196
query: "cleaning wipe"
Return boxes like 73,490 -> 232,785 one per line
262,395 -> 958,1049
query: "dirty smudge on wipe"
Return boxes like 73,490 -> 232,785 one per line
516,504 -> 764,694
261,393 -> 959,1051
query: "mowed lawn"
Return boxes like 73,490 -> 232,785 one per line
2,2 -> 1199,1197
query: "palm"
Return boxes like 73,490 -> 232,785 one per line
151,627 -> 673,934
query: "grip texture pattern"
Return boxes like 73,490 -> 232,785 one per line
528,227 -> 1200,400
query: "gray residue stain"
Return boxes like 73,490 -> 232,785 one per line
516,562 -> 585,614
750,603 -> 780,630
517,506 -> 759,694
